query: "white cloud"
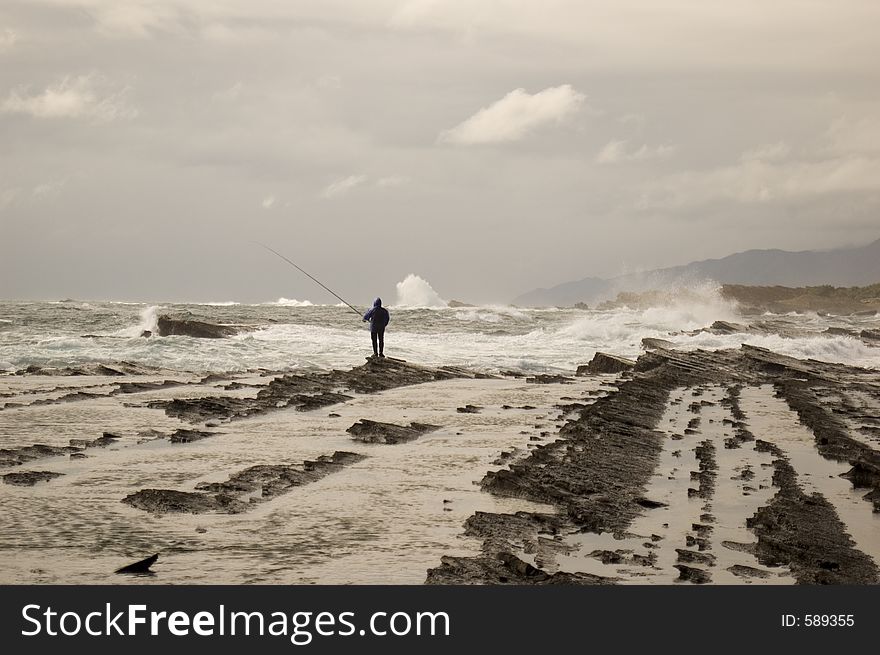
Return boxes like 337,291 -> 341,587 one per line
33,179 -> 67,198
376,175 -> 408,187
639,155 -> 880,209
0,28 -> 17,52
1,73 -> 137,122
321,174 -> 368,198
740,141 -> 790,162
596,140 -> 675,164
261,195 -> 276,209
439,84 -> 586,145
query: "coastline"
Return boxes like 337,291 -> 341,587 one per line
0,349 -> 877,585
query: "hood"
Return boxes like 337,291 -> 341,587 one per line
373,298 -> 382,307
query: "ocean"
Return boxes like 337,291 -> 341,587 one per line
1,283 -> 879,375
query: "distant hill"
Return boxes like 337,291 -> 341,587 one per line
512,238 -> 880,307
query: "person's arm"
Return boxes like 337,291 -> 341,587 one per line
363,308 -> 374,322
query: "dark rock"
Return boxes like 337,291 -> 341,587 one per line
429,345 -> 880,585
674,564 -> 711,584
123,451 -> 367,515
727,565 -> 771,579
0,432 -> 121,467
525,374 -> 575,384
708,320 -> 749,334
115,554 -> 158,575
588,549 -> 624,564
641,338 -> 677,350
346,420 -> 440,444
456,404 -> 482,414
675,548 -> 716,566
861,329 -> 880,341
0,443 -> 80,467
635,497 -> 668,509
156,315 -> 241,339
576,352 -> 636,376
14,362 -> 164,376
425,553 -> 611,585
169,429 -> 217,444
121,489 -> 238,514
2,470 -> 64,486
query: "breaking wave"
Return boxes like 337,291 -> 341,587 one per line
270,298 -> 315,307
113,305 -> 162,338
394,274 -> 447,308
560,284 -> 740,342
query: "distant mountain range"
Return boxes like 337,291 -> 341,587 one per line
512,238 -> 880,307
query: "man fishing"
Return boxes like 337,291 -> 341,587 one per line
362,298 -> 390,358
255,244 -> 390,357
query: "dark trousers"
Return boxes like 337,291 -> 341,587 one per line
371,327 -> 385,355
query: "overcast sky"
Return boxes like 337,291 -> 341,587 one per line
1,1 -> 879,304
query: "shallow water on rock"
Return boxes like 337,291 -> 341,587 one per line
549,383 -> 878,584
0,377 -> 598,584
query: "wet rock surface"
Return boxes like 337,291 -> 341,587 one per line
2,470 -> 64,486
346,420 -> 441,444
577,352 -> 636,375
122,451 -> 367,514
13,362 -> 169,376
428,344 -> 880,584
147,358 -> 468,424
155,315 -> 243,338
0,433 -> 120,467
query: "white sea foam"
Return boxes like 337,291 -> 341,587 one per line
1,298 -> 877,374
269,298 -> 315,307
112,305 -> 162,338
394,274 -> 447,308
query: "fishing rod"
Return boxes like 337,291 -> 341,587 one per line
253,241 -> 362,317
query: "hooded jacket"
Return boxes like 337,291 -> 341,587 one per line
363,297 -> 390,330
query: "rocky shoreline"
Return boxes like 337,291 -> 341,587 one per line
0,344 -> 878,584
427,345 -> 880,584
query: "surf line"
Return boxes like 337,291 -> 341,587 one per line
253,241 -> 362,317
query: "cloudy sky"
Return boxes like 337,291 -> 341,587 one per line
1,1 -> 879,303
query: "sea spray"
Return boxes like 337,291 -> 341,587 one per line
394,274 -> 447,308
113,305 -> 162,338
561,283 -> 741,342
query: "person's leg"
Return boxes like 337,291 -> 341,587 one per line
378,327 -> 385,356
370,330 -> 378,356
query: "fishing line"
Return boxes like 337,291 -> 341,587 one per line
252,241 -> 362,317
